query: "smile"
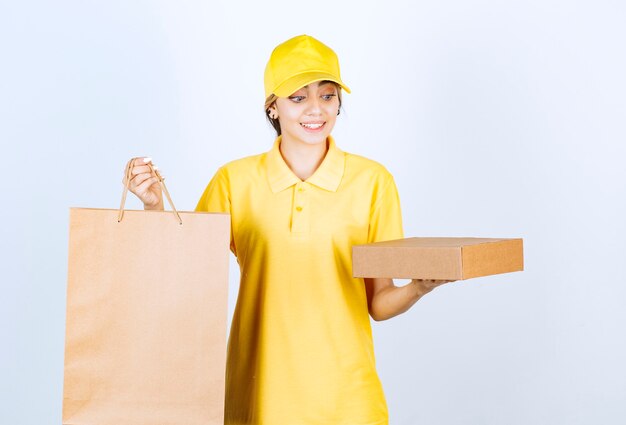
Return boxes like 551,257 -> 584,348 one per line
300,122 -> 325,131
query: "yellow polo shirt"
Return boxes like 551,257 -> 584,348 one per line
196,135 -> 403,425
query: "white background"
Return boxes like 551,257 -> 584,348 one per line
1,1 -> 625,424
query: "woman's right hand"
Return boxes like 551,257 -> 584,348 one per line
123,157 -> 164,210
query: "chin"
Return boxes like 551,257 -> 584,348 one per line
300,134 -> 329,145
298,128 -> 334,145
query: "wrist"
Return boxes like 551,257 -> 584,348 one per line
144,200 -> 164,211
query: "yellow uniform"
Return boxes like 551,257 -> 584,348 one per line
196,135 -> 403,425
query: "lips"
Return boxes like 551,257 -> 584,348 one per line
300,122 -> 325,132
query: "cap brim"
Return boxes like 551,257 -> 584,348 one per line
272,71 -> 351,98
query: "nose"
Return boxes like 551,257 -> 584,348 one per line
304,95 -> 322,116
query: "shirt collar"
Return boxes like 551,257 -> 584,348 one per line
266,135 -> 346,193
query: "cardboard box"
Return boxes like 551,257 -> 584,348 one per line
352,237 -> 523,280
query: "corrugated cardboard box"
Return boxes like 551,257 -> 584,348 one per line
352,237 -> 523,280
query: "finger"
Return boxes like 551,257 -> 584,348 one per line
129,172 -> 154,189
132,157 -> 153,167
421,279 -> 445,289
431,280 -> 454,287
413,279 -> 454,285
131,164 -> 157,176
125,157 -> 153,175
135,176 -> 160,195
413,279 -> 439,290
123,157 -> 152,182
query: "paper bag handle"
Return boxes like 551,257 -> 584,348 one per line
118,159 -> 183,225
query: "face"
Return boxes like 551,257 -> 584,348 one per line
270,81 -> 340,146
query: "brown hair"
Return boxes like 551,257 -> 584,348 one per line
264,81 -> 343,136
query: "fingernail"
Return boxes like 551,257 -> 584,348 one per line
153,165 -> 159,170
143,157 -> 152,163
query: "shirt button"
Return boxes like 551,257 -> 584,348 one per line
295,206 -> 303,212
298,188 -> 304,192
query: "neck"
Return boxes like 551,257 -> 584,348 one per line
279,135 -> 329,181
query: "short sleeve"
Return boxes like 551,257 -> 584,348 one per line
368,174 -> 404,243
195,167 -> 236,255
195,167 -> 230,213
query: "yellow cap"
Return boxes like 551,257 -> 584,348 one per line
264,35 -> 351,99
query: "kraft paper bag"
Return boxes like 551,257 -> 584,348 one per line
63,161 -> 230,425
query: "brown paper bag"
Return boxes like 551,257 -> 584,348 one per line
63,161 -> 230,425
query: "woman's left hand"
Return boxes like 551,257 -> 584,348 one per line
365,278 -> 457,321
411,279 -> 456,297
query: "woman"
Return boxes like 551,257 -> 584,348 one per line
127,34 -> 451,425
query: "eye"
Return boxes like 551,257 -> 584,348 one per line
321,94 -> 337,101
289,96 -> 306,103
